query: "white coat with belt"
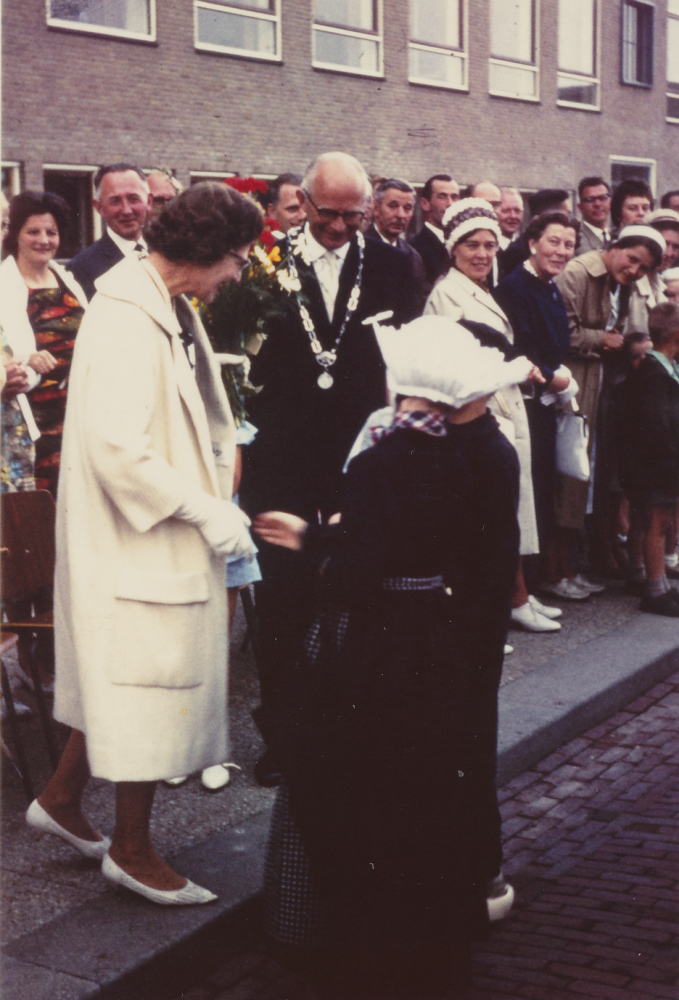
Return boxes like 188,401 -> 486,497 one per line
425,266 -> 539,556
54,256 -> 237,781
0,254 -> 87,440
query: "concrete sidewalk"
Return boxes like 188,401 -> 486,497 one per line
3,582 -> 679,999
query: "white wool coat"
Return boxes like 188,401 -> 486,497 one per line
425,267 -> 539,556
54,257 -> 236,781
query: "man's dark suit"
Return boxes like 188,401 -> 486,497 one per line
66,230 -> 125,301
365,223 -> 429,312
241,234 -> 419,742
410,224 -> 450,289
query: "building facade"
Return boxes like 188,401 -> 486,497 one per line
3,0 -> 679,252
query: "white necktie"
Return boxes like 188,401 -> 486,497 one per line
315,250 -> 341,320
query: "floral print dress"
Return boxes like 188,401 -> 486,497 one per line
1,326 -> 35,493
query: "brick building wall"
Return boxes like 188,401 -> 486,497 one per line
3,0 -> 678,228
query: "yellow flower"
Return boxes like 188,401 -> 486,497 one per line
252,244 -> 275,275
268,246 -> 281,263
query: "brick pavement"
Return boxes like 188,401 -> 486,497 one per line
168,672 -> 679,1000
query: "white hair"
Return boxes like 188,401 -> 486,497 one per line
302,152 -> 372,202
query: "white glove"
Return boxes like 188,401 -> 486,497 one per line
175,492 -> 255,559
540,365 -> 579,407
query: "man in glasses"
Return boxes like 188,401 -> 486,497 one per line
147,168 -> 183,219
577,176 -> 612,255
242,151 -> 418,787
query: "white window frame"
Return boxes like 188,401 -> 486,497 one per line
488,0 -> 540,103
194,0 -> 281,62
46,0 -> 156,43
667,0 -> 679,123
1,162 -> 22,199
621,0 -> 654,88
557,0 -> 600,112
312,0 -> 384,79
609,155 -> 657,198
407,0 -> 468,92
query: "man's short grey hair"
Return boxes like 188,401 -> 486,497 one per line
302,152 -> 372,202
500,187 -> 523,200
94,162 -> 149,200
374,178 -> 416,204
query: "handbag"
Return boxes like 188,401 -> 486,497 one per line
556,399 -> 590,481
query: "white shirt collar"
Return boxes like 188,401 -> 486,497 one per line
582,220 -> 608,241
425,221 -> 446,243
304,223 -> 352,263
107,226 -> 147,256
373,225 -> 397,246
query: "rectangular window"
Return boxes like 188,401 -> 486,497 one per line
621,0 -> 654,87
489,0 -> 538,100
1,163 -> 21,202
313,0 -> 383,77
195,0 -> 280,60
408,0 -> 466,91
610,156 -> 656,194
47,0 -> 155,41
43,167 -> 97,258
668,0 -> 679,121
557,0 -> 599,108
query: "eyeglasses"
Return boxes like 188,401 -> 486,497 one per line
227,250 -> 251,272
581,194 -> 611,204
303,190 -> 366,226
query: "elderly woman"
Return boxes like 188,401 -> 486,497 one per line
0,190 -> 87,495
555,225 -> 664,576
424,199 -> 555,634
27,182 -> 263,905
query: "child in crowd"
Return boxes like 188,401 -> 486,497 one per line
617,302 -> 679,616
254,315 -> 533,1000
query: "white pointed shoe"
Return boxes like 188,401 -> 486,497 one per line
162,776 -> 188,787
528,594 -> 562,619
26,800 -> 111,860
511,602 -> 561,632
101,853 -> 217,905
503,644 -> 514,655
201,762 -> 242,792
571,573 -> 605,594
540,578 -> 590,601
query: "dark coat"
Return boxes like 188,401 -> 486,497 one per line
616,354 -> 679,498
65,230 -> 124,301
271,415 -> 520,992
364,222 -> 430,311
497,234 -> 529,282
242,234 -> 419,522
409,224 -> 450,288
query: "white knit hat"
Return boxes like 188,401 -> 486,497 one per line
375,315 -> 533,409
443,197 -> 502,252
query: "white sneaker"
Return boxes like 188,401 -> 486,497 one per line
201,762 -> 242,792
540,578 -> 590,602
528,594 -> 562,619
572,573 -> 605,594
503,644 -> 514,656
511,602 -> 561,632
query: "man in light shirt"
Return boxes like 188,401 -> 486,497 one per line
66,162 -> 151,300
576,176 -> 612,255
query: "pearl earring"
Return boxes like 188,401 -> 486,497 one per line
530,247 -> 537,255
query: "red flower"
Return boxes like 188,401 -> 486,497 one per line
258,228 -> 276,249
224,176 -> 270,195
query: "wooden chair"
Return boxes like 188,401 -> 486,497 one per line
2,490 -> 60,779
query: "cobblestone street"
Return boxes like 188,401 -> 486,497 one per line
170,671 -> 679,1000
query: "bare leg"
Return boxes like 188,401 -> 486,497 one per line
228,586 -> 239,627
38,728 -> 102,842
108,781 -> 187,891
644,505 -> 673,585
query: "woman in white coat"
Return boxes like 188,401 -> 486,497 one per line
27,183 -> 264,905
425,199 -> 561,635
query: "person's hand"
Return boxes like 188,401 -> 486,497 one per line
548,371 -> 570,393
253,512 -> 308,551
27,350 -> 58,374
527,364 -> 547,384
603,330 -> 624,351
1,361 -> 30,397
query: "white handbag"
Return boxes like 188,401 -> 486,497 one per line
556,399 -> 590,481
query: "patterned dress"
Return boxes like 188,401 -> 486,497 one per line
26,282 -> 84,497
1,327 -> 35,493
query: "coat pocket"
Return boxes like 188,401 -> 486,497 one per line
109,569 -> 210,689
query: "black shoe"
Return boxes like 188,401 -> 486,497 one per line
254,751 -> 282,788
624,578 -> 646,596
639,591 -> 679,617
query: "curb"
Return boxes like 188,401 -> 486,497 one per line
4,612 -> 679,999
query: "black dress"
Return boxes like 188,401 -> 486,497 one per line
264,412 -> 520,1000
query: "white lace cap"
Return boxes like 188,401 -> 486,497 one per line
616,225 -> 666,253
375,316 -> 533,409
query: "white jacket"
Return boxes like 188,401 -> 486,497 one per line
54,256 -> 237,781
0,255 -> 86,440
